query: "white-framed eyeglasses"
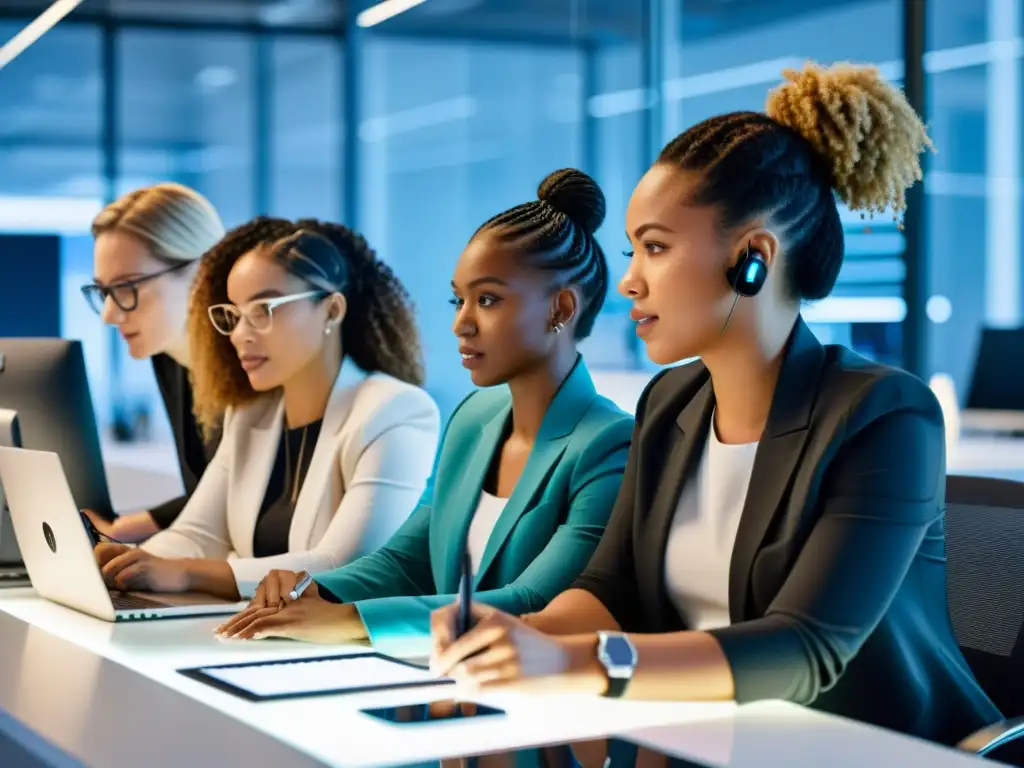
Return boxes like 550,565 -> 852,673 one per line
207,290 -> 327,336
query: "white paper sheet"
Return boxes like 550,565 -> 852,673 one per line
200,655 -> 442,698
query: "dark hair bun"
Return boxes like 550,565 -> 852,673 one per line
537,168 -> 606,236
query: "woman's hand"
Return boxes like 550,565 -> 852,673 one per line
247,569 -> 305,610
83,509 -> 115,539
96,545 -> 190,592
215,590 -> 367,644
429,602 -> 607,694
85,510 -> 160,544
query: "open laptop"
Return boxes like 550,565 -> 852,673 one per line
0,447 -> 247,622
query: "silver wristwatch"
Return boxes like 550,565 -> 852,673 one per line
596,631 -> 638,698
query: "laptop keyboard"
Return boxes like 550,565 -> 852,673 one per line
0,567 -> 28,583
110,592 -> 168,611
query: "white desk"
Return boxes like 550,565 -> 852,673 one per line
0,592 -> 996,768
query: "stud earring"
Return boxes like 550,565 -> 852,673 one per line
550,321 -> 565,334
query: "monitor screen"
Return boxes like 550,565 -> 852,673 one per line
0,339 -> 112,520
966,328 -> 1024,411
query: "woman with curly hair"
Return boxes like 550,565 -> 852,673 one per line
94,217 -> 440,601
214,169 -> 633,658
429,63 -> 1001,745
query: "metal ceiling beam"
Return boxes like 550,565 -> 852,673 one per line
900,0 -> 928,378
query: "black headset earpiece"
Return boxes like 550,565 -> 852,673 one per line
725,241 -> 768,298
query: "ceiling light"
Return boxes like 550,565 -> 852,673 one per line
356,0 -> 430,28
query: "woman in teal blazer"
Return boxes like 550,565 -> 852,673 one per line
216,168 -> 633,655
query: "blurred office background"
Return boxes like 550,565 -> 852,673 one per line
0,0 -> 1018,446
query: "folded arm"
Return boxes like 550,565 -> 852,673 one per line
579,376 -> 945,703
148,496 -> 187,531
355,420 -> 632,657
701,381 -> 944,704
310,392 -> 481,604
314,500 -> 436,602
229,390 -> 440,598
140,417 -> 233,562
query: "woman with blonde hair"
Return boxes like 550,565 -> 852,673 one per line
94,217 -> 440,602
83,182 -> 226,542
430,63 -> 1001,746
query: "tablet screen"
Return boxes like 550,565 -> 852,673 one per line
181,652 -> 453,701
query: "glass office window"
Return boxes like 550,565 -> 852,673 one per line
583,37 -> 648,372
659,0 -> 905,365
0,24 -> 112,426
117,29 -> 256,229
114,29 -> 256,434
269,37 -> 343,221
359,37 -> 584,417
0,23 -> 102,228
925,0 -> 1021,397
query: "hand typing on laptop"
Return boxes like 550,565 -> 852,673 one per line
214,568 -> 368,643
95,543 -> 191,593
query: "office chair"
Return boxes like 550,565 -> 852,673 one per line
945,474 -> 1024,762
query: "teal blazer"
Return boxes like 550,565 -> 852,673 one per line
314,357 -> 632,657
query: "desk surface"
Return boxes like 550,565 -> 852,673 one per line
0,591 -> 996,768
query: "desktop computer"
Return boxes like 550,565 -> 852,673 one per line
0,339 -> 114,586
962,328 -> 1024,433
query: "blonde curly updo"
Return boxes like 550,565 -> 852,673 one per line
657,60 -> 933,302
766,62 -> 933,220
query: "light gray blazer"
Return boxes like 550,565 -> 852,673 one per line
142,360 -> 440,597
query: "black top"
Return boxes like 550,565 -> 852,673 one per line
253,418 -> 323,558
572,318 -> 1001,746
150,354 -> 219,530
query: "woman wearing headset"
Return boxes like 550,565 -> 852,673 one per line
83,183 -> 225,543
429,63 -> 1000,746
94,218 -> 440,600
214,169 -> 633,657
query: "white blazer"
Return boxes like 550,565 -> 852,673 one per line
141,360 -> 440,597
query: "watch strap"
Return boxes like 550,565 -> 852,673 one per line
603,674 -> 630,699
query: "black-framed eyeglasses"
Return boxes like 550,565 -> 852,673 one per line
80,261 -> 191,316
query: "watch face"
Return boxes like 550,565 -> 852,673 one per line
601,634 -> 636,667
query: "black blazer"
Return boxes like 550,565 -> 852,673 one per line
149,354 -> 219,529
574,318 -> 1001,745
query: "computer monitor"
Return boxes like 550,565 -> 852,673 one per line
963,327 -> 1024,432
0,408 -> 23,571
0,339 -> 113,523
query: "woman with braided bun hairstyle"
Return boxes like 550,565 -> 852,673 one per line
430,63 -> 1001,746
216,169 -> 633,657
95,216 -> 440,603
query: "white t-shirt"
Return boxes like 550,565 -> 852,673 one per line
466,491 -> 508,576
664,415 -> 758,630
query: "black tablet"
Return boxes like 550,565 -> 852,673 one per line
178,651 -> 455,702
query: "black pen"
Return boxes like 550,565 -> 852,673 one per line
456,548 -> 473,638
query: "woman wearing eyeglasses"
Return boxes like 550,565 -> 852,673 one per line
83,183 -> 226,543
93,217 -> 440,601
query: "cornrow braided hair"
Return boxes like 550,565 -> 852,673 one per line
188,216 -> 424,438
659,61 -> 933,302
474,168 -> 609,339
